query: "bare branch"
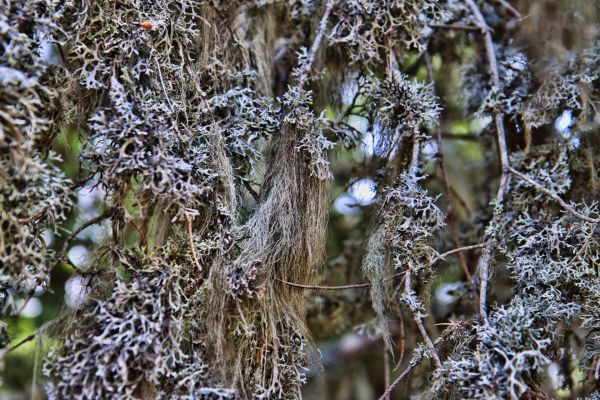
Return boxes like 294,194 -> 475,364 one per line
276,279 -> 370,291
49,208 -> 115,273
278,244 -> 485,291
494,0 -> 522,19
429,23 -> 481,32
0,333 -> 36,357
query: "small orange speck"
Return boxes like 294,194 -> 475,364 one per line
141,21 -> 153,30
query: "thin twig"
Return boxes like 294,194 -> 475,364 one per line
383,347 -> 390,400
425,51 -> 478,300
441,133 -> 481,141
49,208 -> 115,273
429,23 -> 481,32
278,243 -> 485,290
17,207 -> 47,224
409,134 -> 421,174
0,333 -> 36,357
405,273 -> 442,369
187,215 -> 202,272
12,209 -> 115,317
334,80 -> 364,126
476,246 -> 493,323
571,223 -> 598,264
432,242 -> 487,262
1,314 -> 68,357
508,166 -> 600,224
296,0 -> 336,87
494,0 -> 522,19
154,56 -> 173,112
242,179 -> 260,202
12,293 -> 35,317
128,218 -> 147,248
276,279 -> 370,290
449,186 -> 473,216
377,335 -> 446,400
378,361 -> 414,400
414,315 -> 441,366
465,0 -> 510,204
466,0 -> 511,325
393,313 -> 406,372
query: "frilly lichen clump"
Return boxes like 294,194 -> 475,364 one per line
329,0 -> 444,67
44,249 -> 233,399
1,0 -> 73,299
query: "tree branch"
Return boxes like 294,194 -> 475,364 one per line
296,0 -> 336,87
429,23 -> 481,32
425,51 -> 478,301
383,347 -> 391,400
49,208 -> 115,273
405,272 -> 442,368
508,166 -> 600,223
276,279 -> 370,290
377,333 -> 448,400
494,0 -> 522,19
465,0 -> 510,203
465,0 -> 511,325
278,243 -> 485,291
0,333 -> 36,357
441,133 -> 481,141
12,209 -> 115,318
17,207 -> 47,224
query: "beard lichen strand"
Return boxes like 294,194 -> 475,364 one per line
204,96 -> 332,397
195,4 -> 333,398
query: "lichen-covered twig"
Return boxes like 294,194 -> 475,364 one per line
377,333 -> 448,400
465,0 -> 510,202
405,272 -> 442,368
295,0 -> 337,87
466,0 -> 511,324
508,166 -> 600,223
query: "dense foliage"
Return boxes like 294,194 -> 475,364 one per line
1,0 -> 599,399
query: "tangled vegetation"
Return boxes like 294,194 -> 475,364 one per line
1,0 -> 599,399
